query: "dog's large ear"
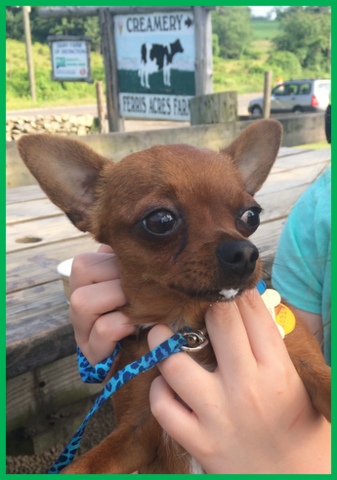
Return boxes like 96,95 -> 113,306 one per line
222,119 -> 282,195
17,134 -> 110,232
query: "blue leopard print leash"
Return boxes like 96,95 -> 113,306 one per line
48,280 -> 267,474
47,330 -> 205,474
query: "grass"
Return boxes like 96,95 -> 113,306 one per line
7,38 -> 271,109
6,39 -> 105,110
251,19 -> 280,40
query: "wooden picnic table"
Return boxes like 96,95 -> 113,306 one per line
6,145 -> 330,442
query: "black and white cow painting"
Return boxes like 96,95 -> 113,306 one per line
138,39 -> 184,89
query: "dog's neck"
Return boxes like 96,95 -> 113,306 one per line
120,276 -> 210,331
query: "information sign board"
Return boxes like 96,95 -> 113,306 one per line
114,11 -> 196,120
48,36 -> 93,83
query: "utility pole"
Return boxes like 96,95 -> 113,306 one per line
22,6 -> 36,102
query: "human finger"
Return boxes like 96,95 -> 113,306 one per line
150,375 -> 200,445
70,252 -> 119,293
97,244 -> 114,254
147,324 -> 217,411
70,278 -> 126,328
205,300 -> 256,375
235,289 -> 291,364
85,310 -> 135,365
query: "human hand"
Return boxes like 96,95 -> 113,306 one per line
148,289 -> 331,474
69,245 -> 136,366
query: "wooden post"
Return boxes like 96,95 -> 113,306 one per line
95,81 -> 106,133
189,92 -> 237,125
99,8 -> 123,132
263,71 -> 273,118
22,6 -> 36,102
193,6 -> 213,96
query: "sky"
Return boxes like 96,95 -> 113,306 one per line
249,6 -> 278,19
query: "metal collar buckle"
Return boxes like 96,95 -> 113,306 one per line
180,329 -> 209,352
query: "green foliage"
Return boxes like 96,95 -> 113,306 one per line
212,7 -> 252,59
272,7 -> 330,72
6,7 -> 102,52
6,7 -> 24,42
266,51 -> 302,79
275,6 -> 330,20
212,34 -> 220,57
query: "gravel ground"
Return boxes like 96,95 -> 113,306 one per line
6,399 -> 115,474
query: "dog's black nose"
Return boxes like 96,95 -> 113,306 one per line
216,240 -> 259,277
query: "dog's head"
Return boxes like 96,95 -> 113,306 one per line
18,119 -> 282,326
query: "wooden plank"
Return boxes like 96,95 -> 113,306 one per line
272,148 -> 330,173
6,184 -> 46,204
7,235 -> 98,294
6,215 -> 88,253
7,279 -> 70,345
256,161 -> 329,197
7,353 -> 101,432
6,198 -> 63,225
257,184 -> 309,223
6,282 -> 74,378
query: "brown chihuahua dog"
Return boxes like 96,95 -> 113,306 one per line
18,119 -> 330,473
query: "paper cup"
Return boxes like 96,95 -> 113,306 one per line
57,258 -> 74,304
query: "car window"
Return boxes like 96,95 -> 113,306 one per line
298,83 -> 312,95
286,83 -> 299,95
273,83 -> 298,96
273,84 -> 287,96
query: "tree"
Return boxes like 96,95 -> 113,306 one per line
6,7 -> 24,41
273,7 -> 330,71
6,7 -> 101,52
211,7 -> 252,59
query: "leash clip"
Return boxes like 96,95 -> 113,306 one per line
180,329 -> 209,352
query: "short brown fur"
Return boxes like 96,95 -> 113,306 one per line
17,119 -> 330,473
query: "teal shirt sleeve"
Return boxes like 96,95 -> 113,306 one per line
271,166 -> 331,364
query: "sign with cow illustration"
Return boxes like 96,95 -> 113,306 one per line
114,11 -> 196,121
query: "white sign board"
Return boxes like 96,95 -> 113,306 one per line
50,40 -> 91,82
114,11 -> 195,121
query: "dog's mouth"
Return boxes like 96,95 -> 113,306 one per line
169,283 -> 242,302
218,288 -> 240,300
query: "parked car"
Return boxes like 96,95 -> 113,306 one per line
248,79 -> 331,116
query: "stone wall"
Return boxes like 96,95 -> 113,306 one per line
6,114 -> 96,141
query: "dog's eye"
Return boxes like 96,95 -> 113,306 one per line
239,207 -> 261,228
143,210 -> 177,235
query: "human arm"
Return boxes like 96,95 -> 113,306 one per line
271,167 -> 331,363
148,290 -> 331,474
